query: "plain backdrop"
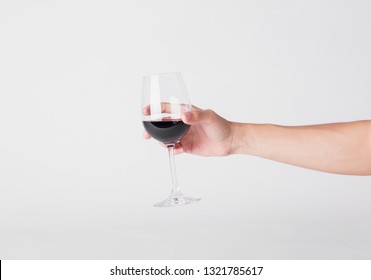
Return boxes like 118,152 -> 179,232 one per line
1,0 -> 371,259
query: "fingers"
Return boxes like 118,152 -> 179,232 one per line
182,109 -> 215,125
143,130 -> 151,139
174,143 -> 184,155
142,105 -> 151,116
142,102 -> 192,116
142,103 -> 172,115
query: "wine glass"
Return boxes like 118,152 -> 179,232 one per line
142,72 -> 201,207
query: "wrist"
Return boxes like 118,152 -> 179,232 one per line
230,122 -> 252,155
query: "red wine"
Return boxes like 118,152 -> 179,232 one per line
143,120 -> 190,143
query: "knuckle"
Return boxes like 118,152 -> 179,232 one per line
204,109 -> 214,115
204,109 -> 215,118
203,109 -> 215,124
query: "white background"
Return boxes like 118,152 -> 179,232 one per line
1,0 -> 371,259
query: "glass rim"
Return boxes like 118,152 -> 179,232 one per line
142,72 -> 182,79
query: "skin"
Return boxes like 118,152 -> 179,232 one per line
143,106 -> 371,175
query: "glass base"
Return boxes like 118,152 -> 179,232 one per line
154,193 -> 201,207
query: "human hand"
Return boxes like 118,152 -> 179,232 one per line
143,106 -> 235,156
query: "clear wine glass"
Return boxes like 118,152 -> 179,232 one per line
142,72 -> 201,207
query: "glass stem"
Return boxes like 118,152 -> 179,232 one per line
167,144 -> 181,197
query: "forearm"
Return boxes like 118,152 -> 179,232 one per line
231,121 -> 371,175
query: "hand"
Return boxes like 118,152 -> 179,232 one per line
144,106 -> 235,156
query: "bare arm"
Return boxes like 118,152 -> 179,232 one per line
143,107 -> 371,175
231,121 -> 371,175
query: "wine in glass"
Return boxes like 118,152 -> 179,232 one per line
142,72 -> 201,207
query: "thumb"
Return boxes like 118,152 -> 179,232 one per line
182,109 -> 215,125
